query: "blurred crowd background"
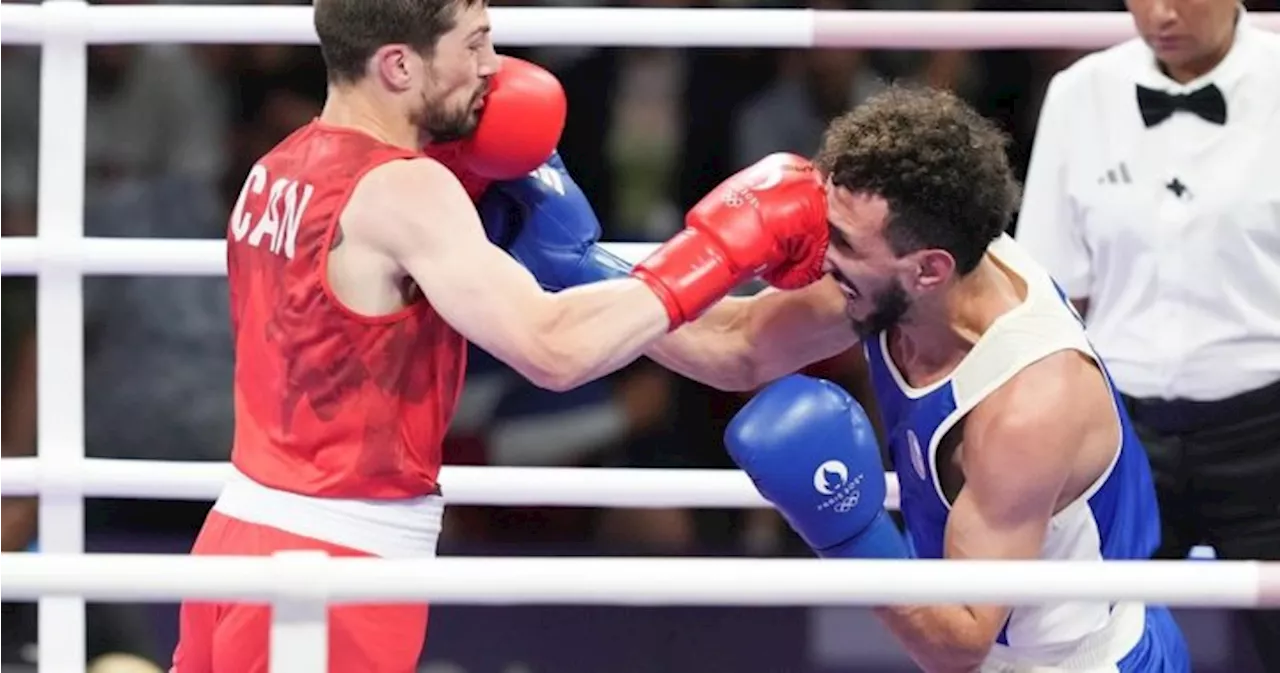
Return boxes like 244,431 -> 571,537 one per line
2,0 -> 1278,671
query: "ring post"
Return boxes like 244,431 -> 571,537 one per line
270,551 -> 331,673
34,1 -> 90,672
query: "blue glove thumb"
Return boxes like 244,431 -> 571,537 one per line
478,152 -> 631,291
726,374 -> 908,559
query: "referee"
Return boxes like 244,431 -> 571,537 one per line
1014,1 -> 1280,667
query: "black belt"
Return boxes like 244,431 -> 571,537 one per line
1121,377 -> 1280,435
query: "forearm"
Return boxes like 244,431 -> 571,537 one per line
873,605 -> 993,673
645,296 -> 762,392
650,278 -> 856,391
536,278 -> 670,391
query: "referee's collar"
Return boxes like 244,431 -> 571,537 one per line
1133,3 -> 1256,95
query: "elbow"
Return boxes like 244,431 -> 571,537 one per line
505,306 -> 591,392
915,620 -> 993,673
529,369 -> 582,393
518,338 -> 591,393
518,357 -> 580,393
942,644 -> 991,673
927,632 -> 995,673
905,639 -> 990,673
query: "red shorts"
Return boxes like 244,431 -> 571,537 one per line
171,510 -> 428,673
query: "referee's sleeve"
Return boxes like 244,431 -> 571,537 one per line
1014,73 -> 1093,299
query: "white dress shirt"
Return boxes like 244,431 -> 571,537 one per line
1015,9 -> 1280,402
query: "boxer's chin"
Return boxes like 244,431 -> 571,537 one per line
846,280 -> 911,339
423,113 -> 477,144
416,98 -> 480,144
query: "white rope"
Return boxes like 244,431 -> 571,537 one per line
3,552 -> 1277,607
0,457 -> 902,510
0,236 -> 656,276
2,5 -> 1278,48
0,5 -> 808,47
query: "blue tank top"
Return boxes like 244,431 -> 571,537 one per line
866,336 -> 1161,563
863,235 -> 1168,667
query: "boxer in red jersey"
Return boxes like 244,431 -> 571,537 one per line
170,0 -> 831,670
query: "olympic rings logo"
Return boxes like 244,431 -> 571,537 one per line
833,490 -> 861,513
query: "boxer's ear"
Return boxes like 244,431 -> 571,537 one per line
907,249 -> 956,293
373,44 -> 417,93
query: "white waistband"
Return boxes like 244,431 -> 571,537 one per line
212,466 -> 444,558
980,601 -> 1146,673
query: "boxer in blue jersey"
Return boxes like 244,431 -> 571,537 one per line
481,84 -> 1189,671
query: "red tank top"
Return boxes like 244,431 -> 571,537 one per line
225,120 -> 466,499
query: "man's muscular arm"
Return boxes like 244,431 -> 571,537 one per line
646,277 -> 857,391
872,353 -> 1087,673
351,158 -> 670,391
476,151 -> 844,390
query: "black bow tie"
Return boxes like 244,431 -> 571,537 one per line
1136,84 -> 1227,127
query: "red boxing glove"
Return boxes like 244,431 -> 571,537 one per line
632,153 -> 829,328
425,55 -> 567,201
460,55 -> 567,180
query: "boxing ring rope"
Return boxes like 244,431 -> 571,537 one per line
8,4 -> 1280,48
6,553 -> 1279,608
0,456 -> 902,509
3,3 -> 1279,672
0,236 -> 660,275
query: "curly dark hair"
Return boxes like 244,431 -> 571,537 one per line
815,84 -> 1020,275
314,0 -> 485,85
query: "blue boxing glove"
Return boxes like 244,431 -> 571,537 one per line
479,152 -> 632,291
726,374 -> 909,559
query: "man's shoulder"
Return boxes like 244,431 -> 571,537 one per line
348,157 -> 458,214
342,156 -> 476,254
951,350 -> 1097,496
969,349 -> 1100,443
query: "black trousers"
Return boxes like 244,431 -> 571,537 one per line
1123,377 -> 1280,669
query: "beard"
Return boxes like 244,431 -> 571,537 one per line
848,277 -> 911,340
412,85 -> 485,143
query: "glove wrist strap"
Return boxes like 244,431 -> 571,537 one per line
633,228 -> 747,330
816,509 -> 911,560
